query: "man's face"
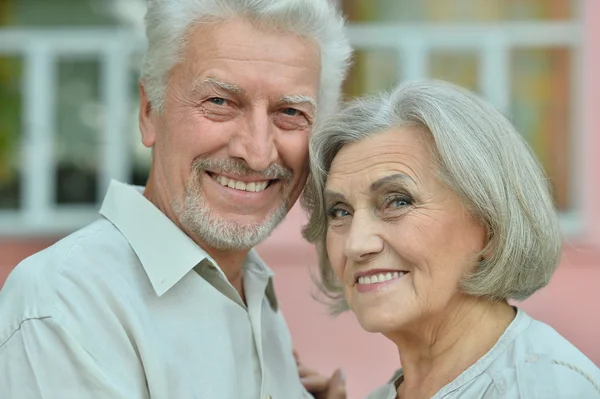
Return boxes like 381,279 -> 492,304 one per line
140,18 -> 321,250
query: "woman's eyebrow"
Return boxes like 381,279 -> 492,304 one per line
370,173 -> 415,192
323,190 -> 347,204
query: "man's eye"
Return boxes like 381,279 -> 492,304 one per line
282,108 -> 300,116
208,97 -> 227,106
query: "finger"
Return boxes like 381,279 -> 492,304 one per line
301,373 -> 329,394
293,349 -> 300,365
297,364 -> 319,378
326,369 -> 347,399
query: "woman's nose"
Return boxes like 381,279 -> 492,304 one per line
344,211 -> 384,262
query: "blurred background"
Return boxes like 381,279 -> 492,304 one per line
0,0 -> 599,397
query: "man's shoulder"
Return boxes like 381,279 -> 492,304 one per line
8,218 -> 132,281
0,218 -> 141,340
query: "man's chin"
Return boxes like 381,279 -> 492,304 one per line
184,207 -> 287,251
191,224 -> 272,251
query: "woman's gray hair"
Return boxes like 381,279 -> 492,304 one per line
302,80 -> 562,314
141,0 -> 352,120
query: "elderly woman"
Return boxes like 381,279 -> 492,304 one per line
302,80 -> 600,398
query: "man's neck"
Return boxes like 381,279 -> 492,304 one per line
143,173 -> 249,302
388,298 -> 516,399
202,246 -> 248,300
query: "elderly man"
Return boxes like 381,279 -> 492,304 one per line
0,1 -> 352,398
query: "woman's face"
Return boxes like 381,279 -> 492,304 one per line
324,127 -> 487,334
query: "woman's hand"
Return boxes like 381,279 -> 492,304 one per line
295,350 -> 347,399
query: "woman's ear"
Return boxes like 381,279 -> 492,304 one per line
139,81 -> 157,148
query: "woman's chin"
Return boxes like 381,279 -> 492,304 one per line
350,298 -> 412,334
355,313 -> 406,334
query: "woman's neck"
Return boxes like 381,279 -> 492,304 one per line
387,298 -> 516,399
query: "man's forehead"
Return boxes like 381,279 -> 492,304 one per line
181,20 -> 321,87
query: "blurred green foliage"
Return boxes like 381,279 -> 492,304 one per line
0,57 -> 21,184
0,1 -> 19,185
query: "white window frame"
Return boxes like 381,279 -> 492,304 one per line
0,16 -> 583,237
0,29 -> 139,236
344,20 -> 583,237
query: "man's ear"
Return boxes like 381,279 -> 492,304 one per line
139,81 -> 157,148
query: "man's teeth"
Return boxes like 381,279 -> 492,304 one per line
357,271 -> 405,285
214,174 -> 269,192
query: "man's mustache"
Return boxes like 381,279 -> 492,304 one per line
192,157 -> 293,183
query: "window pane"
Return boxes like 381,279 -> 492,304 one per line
0,56 -> 23,210
503,0 -> 574,20
511,48 -> 572,211
13,0 -> 118,27
344,49 -> 399,98
55,58 -> 101,205
429,51 -> 479,92
342,0 -> 575,22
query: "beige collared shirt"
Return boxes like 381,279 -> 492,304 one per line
0,180 -> 310,399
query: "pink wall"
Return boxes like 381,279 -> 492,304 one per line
583,0 -> 600,247
1,2 -> 599,398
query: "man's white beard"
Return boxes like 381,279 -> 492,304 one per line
173,158 -> 293,250
175,184 -> 288,250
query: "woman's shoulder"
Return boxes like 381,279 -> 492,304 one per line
516,310 -> 598,370
492,309 -> 600,397
489,350 -> 600,398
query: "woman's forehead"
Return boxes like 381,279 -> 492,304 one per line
326,128 -> 432,187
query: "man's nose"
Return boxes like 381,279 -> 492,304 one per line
228,110 -> 278,171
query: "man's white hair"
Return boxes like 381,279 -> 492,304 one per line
141,0 -> 352,120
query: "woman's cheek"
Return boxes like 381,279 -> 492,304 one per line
326,233 -> 346,281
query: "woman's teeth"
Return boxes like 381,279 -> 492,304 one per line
357,271 -> 406,285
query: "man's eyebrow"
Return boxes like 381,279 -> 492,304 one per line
370,173 -> 415,192
279,94 -> 317,111
194,77 -> 244,94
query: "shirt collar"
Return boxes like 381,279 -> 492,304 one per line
99,180 -> 210,296
245,249 -> 275,278
99,180 -> 279,308
246,250 -> 278,311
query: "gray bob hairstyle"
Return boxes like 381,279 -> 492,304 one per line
141,0 -> 352,119
302,80 -> 562,314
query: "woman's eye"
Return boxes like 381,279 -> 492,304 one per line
327,207 -> 350,219
334,209 -> 349,218
387,197 -> 411,208
208,97 -> 227,106
282,108 -> 300,116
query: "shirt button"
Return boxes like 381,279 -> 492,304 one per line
265,396 -> 272,399
525,354 -> 539,363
